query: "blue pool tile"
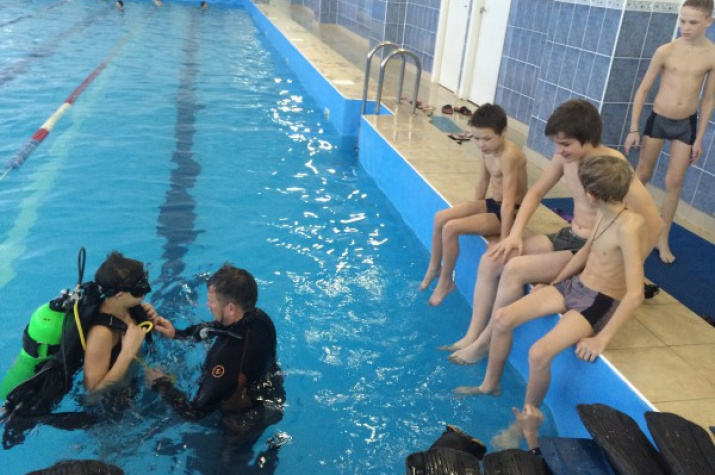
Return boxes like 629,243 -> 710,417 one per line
517,94 -> 529,123
573,51 -> 595,95
597,8 -> 621,56
555,2 -> 574,45
679,165 -> 702,205
701,122 -> 715,175
615,10 -> 649,58
559,47 -> 580,90
523,65 -> 536,97
524,0 -> 538,30
587,54 -> 610,101
504,27 -> 515,58
539,81 -> 558,120
555,87 -> 571,110
528,34 -> 545,66
495,85 -> 505,105
567,4 -> 588,48
547,1 -> 561,42
643,12 -> 676,58
514,28 -> 526,61
601,102 -> 629,146
532,75 -> 544,102
583,6 -> 605,52
691,171 -> 715,214
540,40 -> 553,72
546,43 -> 566,84
604,58 -> 639,102
514,60 -> 526,93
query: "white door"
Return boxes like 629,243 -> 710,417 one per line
438,0 -> 473,93
466,0 -> 511,105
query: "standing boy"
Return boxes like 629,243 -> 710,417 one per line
624,0 -> 715,263
455,156 -> 648,413
420,104 -> 527,306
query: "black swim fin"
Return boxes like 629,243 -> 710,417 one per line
538,437 -> 615,475
577,403 -> 668,475
482,448 -> 548,475
645,411 -> 715,475
406,448 -> 482,475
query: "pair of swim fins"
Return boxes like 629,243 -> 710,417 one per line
539,404 -> 715,475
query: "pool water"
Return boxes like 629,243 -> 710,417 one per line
0,2 -> 554,473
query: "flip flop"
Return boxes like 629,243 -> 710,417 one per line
442,104 -> 454,115
447,131 -> 473,143
457,106 -> 473,116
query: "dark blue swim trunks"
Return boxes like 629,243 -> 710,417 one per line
485,198 -> 520,222
643,110 -> 697,145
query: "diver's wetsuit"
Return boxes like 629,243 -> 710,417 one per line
151,308 -> 285,438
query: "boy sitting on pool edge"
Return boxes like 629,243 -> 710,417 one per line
455,156 -> 648,444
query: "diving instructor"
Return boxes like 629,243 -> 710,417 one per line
146,264 -> 284,439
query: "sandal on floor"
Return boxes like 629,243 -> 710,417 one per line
448,131 -> 473,143
457,106 -> 472,116
442,104 -> 454,115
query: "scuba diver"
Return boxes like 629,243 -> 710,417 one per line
1,249 -> 156,448
147,264 -> 285,471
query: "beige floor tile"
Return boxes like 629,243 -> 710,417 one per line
654,398 -> 715,444
634,304 -> 715,346
607,316 -> 665,350
669,344 -> 715,386
603,347 -> 715,402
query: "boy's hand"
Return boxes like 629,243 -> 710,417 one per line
152,316 -> 176,339
624,131 -> 640,155
575,336 -> 607,362
487,234 -> 522,263
691,139 -> 703,164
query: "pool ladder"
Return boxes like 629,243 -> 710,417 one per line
360,42 -> 422,116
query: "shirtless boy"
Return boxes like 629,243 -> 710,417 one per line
442,100 -> 661,365
454,156 -> 647,415
624,0 -> 715,263
420,104 -> 527,306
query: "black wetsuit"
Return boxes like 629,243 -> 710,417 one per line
151,308 -> 284,436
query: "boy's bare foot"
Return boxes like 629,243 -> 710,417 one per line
453,385 -> 501,397
448,344 -> 488,365
419,267 -> 441,290
656,236 -> 676,264
491,418 -> 523,450
658,246 -> 676,264
437,335 -> 473,352
428,281 -> 455,306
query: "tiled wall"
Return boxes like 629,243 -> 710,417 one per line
294,0 -> 439,73
522,0 -> 623,158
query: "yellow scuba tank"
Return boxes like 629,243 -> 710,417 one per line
0,301 -> 66,400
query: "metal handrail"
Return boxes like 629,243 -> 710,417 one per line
360,42 -> 422,116
360,41 -> 399,115
374,49 -> 421,115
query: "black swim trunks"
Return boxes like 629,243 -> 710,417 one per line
554,275 -> 619,331
485,198 -> 520,222
547,226 -> 588,254
643,110 -> 697,145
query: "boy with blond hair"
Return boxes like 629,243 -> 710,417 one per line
455,156 -> 648,416
624,0 -> 715,263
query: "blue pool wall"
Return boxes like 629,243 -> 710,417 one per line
241,0 -> 656,439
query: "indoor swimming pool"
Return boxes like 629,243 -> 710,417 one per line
0,1 -> 554,473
